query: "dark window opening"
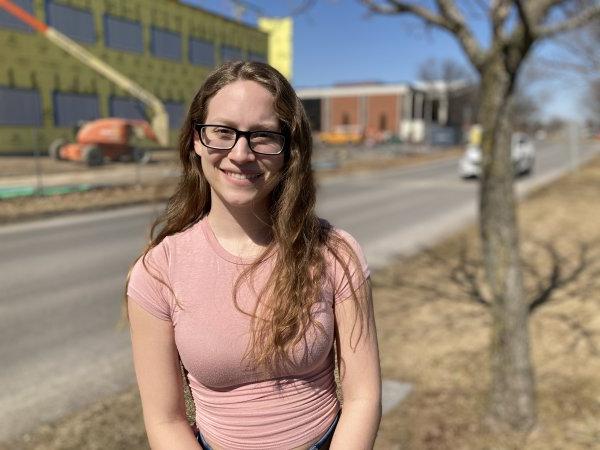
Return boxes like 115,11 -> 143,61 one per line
0,0 -> 34,32
47,1 -> 96,43
189,37 -> 215,66
53,92 -> 99,126
0,86 -> 43,125
431,99 -> 440,123
301,99 -> 321,132
151,27 -> 182,61
379,114 -> 387,131
104,15 -> 143,53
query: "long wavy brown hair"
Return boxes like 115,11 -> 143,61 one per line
127,61 -> 369,373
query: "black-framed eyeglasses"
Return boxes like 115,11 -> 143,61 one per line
194,124 -> 287,155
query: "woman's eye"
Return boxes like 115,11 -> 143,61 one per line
253,132 -> 276,140
214,128 -> 234,137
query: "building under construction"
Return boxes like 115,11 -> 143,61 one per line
0,0 -> 268,153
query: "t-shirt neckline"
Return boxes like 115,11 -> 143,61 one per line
199,218 -> 273,265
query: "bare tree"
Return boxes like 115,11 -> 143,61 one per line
588,79 -> 600,122
417,57 -> 476,83
535,11 -> 600,123
581,22 -> 600,121
509,93 -> 540,132
418,57 -> 540,130
228,0 -> 318,20
362,0 -> 600,432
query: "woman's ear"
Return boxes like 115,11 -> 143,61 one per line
193,131 -> 203,158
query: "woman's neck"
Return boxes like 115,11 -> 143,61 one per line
207,199 -> 273,257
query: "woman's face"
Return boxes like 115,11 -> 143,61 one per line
194,80 -> 285,214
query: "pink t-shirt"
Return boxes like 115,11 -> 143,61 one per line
128,218 -> 369,450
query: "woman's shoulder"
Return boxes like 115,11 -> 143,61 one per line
136,220 -> 206,267
319,220 -> 368,272
319,218 -> 363,251
318,220 -> 370,301
160,220 -> 208,252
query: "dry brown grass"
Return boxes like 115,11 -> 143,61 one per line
374,157 -> 600,450
3,156 -> 600,450
0,390 -> 148,450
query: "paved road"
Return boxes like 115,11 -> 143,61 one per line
319,139 -> 599,267
0,138 -> 597,441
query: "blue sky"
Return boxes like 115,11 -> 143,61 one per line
184,0 -> 591,121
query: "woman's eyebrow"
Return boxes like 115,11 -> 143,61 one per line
208,118 -> 280,130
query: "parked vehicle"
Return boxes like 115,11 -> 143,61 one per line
48,119 -> 157,166
459,132 -> 535,178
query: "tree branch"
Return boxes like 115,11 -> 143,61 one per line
229,0 -> 317,18
527,0 -> 566,19
470,0 -> 492,18
545,312 -> 600,355
491,0 -> 513,39
361,0 -> 486,68
529,241 -> 592,313
361,0 -> 448,24
450,245 -> 491,307
532,55 -> 599,78
536,3 -> 600,39
514,0 -> 535,36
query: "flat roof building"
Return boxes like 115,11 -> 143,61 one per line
296,80 -> 476,144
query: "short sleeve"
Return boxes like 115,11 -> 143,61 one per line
127,239 -> 173,321
330,229 -> 370,304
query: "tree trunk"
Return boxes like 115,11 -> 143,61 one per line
478,56 -> 536,432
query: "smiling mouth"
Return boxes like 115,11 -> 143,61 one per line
221,169 -> 262,180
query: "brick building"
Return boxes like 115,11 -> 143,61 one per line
297,80 -> 475,144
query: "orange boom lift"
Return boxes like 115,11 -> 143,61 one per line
0,0 -> 170,165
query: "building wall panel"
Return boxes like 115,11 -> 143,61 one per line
104,15 -> 144,53
54,92 -> 100,126
151,26 -> 182,61
0,0 -> 34,32
366,94 -> 399,134
222,45 -> 243,62
0,87 -> 42,125
329,96 -> 360,131
110,96 -> 146,120
189,37 -> 215,67
165,100 -> 185,129
47,1 -> 96,44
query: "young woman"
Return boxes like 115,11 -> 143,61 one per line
127,61 -> 381,450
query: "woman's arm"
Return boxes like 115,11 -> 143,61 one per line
128,299 -> 200,449
330,279 -> 382,450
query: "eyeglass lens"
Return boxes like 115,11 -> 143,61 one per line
201,126 -> 284,154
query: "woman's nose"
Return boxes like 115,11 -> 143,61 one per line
228,135 -> 256,162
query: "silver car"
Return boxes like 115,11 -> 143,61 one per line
459,132 -> 535,178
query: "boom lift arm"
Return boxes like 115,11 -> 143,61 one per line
0,0 -> 169,146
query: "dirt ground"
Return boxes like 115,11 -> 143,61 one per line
3,152 -> 600,450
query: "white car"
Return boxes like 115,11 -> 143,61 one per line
459,133 -> 535,178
